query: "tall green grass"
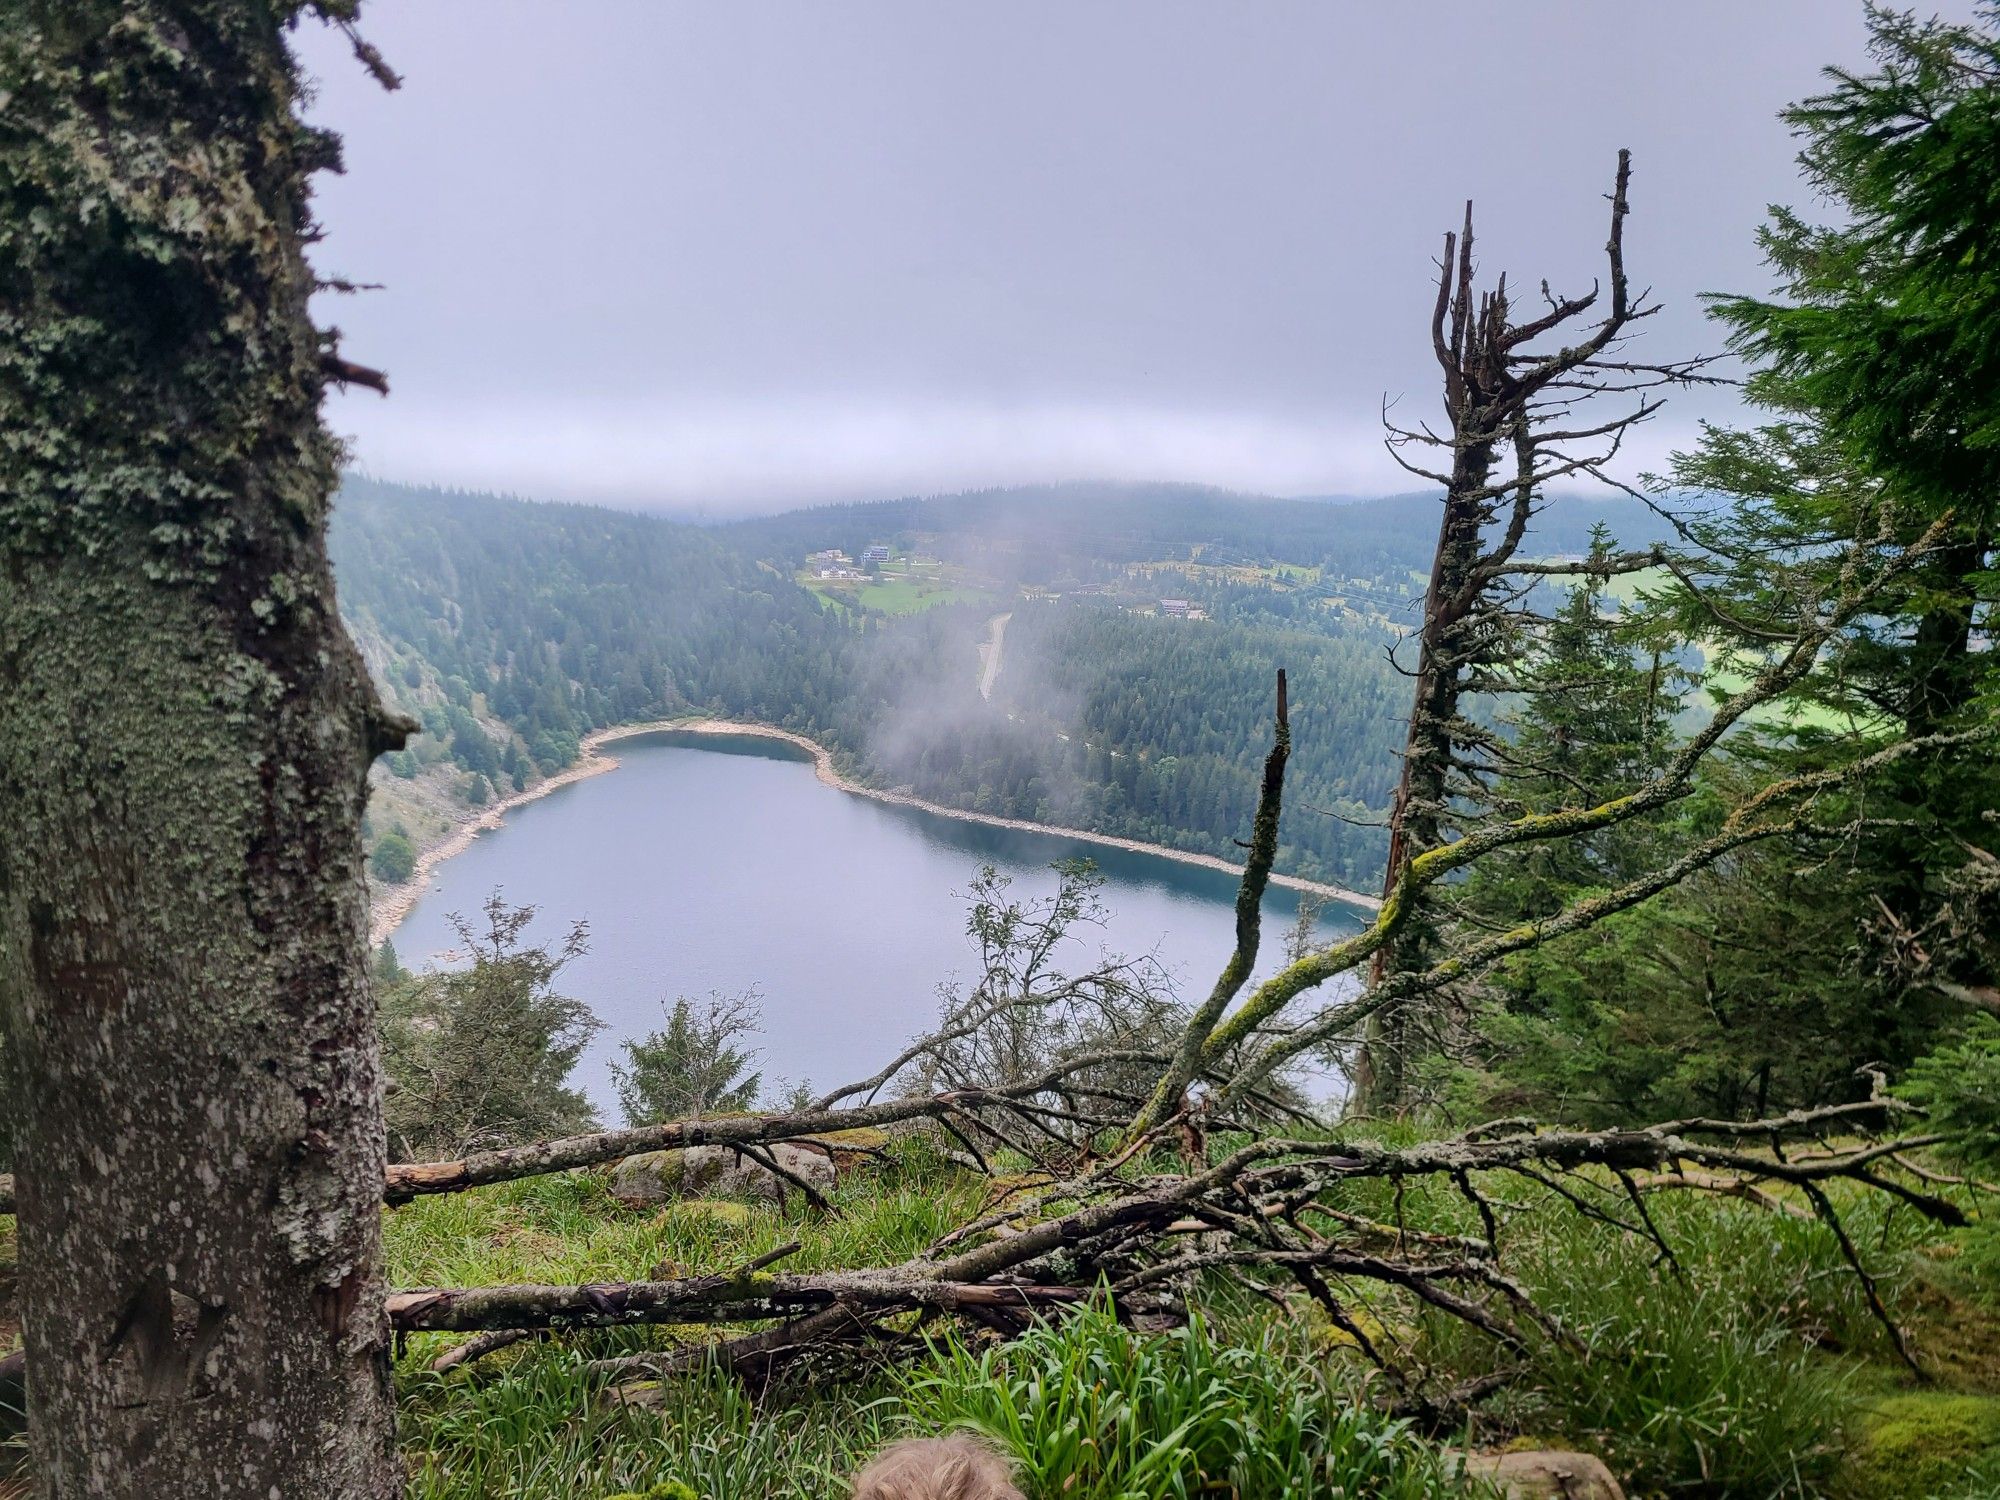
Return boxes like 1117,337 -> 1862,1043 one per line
905,1301 -> 1485,1500
381,1130 -> 1974,1498
1398,1185 -> 1943,1498
400,1354 -> 900,1498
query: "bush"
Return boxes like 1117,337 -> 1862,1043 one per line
611,993 -> 763,1125
1899,1017 -> 2000,1175
370,829 -> 416,884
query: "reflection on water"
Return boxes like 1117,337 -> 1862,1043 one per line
390,731 -> 1362,1112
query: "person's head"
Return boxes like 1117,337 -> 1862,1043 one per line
848,1435 -> 1025,1500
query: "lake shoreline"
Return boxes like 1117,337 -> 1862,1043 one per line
368,715 -> 1382,944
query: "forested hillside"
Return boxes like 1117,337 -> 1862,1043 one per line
332,481 -> 1397,885
721,481 -> 1664,588
332,478 -> 1681,891
331,478 -> 856,776
989,602 -> 1402,872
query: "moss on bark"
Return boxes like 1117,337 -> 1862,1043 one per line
0,3 -> 403,1492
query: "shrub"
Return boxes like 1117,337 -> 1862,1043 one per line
370,829 -> 416,883
1898,1018 -> 2000,1175
611,993 -> 763,1125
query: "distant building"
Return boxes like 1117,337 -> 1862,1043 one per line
1160,598 -> 1192,616
862,544 -> 892,563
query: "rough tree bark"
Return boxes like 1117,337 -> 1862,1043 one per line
0,4 -> 404,1494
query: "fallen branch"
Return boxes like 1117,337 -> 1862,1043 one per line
429,1328 -> 546,1375
387,1270 -> 1087,1335
1629,1170 -> 1812,1220
381,1049 -> 1161,1203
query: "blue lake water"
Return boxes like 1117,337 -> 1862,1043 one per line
387,731 -> 1364,1113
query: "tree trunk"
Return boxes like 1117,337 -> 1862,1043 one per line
1357,152 -> 1696,1114
1359,432 -> 1495,1111
0,5 -> 403,1493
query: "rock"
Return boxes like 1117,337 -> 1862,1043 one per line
1461,1451 -> 1625,1500
610,1143 -> 835,1208
797,1126 -> 892,1172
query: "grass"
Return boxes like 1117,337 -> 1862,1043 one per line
799,562 -> 989,616
381,1124 -> 2000,1498
4,1126 -> 1987,1495
907,1301 -> 1487,1499
400,1352 -> 901,1498
384,1128 -> 1968,1496
398,1293 -> 1492,1499
1202,1119 -> 1983,1499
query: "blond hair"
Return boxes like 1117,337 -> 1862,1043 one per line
848,1434 -> 1025,1500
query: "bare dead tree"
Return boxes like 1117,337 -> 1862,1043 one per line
1361,149 -> 1720,1111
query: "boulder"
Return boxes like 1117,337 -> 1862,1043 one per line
610,1142 -> 835,1208
1461,1451 -> 1625,1500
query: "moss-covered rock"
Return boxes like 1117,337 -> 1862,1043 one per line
610,1144 -> 834,1207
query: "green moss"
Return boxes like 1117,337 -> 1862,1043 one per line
655,1198 -> 758,1233
1845,1393 -> 2000,1498
604,1482 -> 697,1500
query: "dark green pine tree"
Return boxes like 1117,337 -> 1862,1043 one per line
1672,3 -> 2000,1009
1460,526 -> 1681,924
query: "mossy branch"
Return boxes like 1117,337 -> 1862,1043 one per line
1124,669 -> 1288,1140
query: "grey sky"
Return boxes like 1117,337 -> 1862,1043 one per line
299,2 -> 1923,514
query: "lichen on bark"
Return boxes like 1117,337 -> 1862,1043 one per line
0,3 -> 403,1493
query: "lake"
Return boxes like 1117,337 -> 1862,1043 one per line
387,730 -> 1365,1113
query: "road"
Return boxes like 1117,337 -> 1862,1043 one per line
977,611 -> 1012,700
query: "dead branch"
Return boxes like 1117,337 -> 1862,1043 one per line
369,1099 -> 1958,1399
381,1046 -> 1161,1203
1630,1171 -> 1812,1220
429,1328 -> 547,1375
1127,669 -> 1289,1138
319,351 -> 390,394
